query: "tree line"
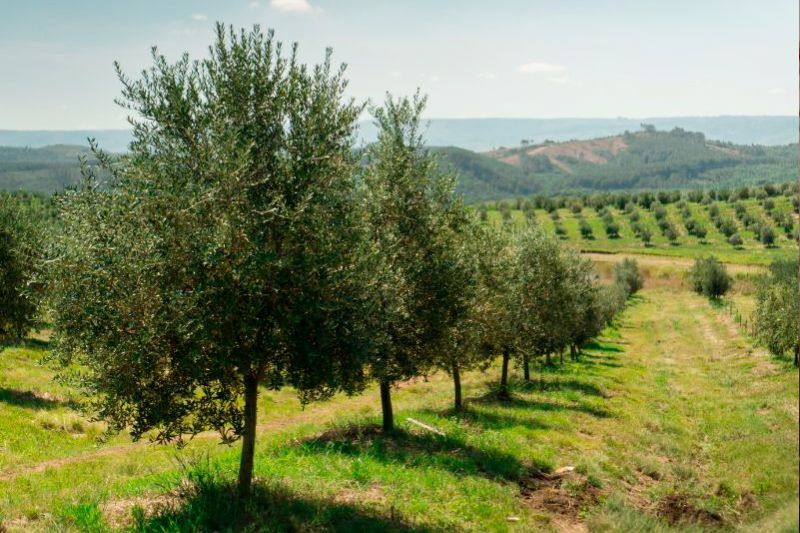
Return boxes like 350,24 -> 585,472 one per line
0,25 -> 640,499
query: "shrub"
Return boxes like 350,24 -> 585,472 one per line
579,219 -> 593,239
665,226 -> 678,243
759,225 -> 775,247
693,225 -> 707,241
718,218 -> 737,237
690,256 -> 731,299
0,195 -> 42,341
605,222 -> 620,239
728,233 -> 743,247
753,259 -> 799,365
614,258 -> 643,297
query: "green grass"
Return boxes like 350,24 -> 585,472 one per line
487,197 -> 798,265
1,287 -> 798,532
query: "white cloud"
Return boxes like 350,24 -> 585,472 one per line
249,1 -> 261,7
516,61 -> 565,74
768,87 -> 786,95
389,70 -> 401,78
429,75 -> 440,82
477,72 -> 497,80
547,76 -> 568,84
191,13 -> 208,21
269,0 -> 317,13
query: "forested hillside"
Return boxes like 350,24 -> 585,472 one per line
441,126 -> 797,200
0,145 -> 93,193
2,126 -> 797,200
489,127 -> 796,191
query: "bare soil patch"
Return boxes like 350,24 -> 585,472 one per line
520,467 -> 598,533
657,493 -> 724,527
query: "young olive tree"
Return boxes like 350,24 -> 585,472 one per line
362,92 -> 470,429
614,258 -> 643,297
47,25 -> 374,498
690,256 -> 731,300
753,259 -> 799,366
0,194 -> 41,341
472,226 -> 518,398
513,227 -> 574,372
431,220 -> 493,411
562,251 -> 604,361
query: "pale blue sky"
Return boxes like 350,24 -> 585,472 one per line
0,0 -> 796,129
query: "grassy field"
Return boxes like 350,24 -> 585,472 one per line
1,271 -> 798,531
485,196 -> 798,265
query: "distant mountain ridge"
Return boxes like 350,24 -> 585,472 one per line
1,115 -> 797,153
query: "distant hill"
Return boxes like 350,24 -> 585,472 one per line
445,126 -> 796,199
0,145 -> 93,193
1,115 -> 797,154
2,125 -> 797,200
0,130 -> 132,153
359,116 -> 798,151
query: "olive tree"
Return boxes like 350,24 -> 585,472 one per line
562,251 -> 603,361
362,92 -> 471,428
690,256 -> 731,300
472,226 -> 518,398
614,258 -> 643,297
0,194 -> 41,341
753,259 -> 799,366
47,25 -> 374,498
513,227 -> 574,372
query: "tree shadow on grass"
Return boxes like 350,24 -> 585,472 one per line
419,404 -> 551,433
0,387 -> 77,410
300,423 -> 529,483
0,337 -> 51,351
581,340 -> 623,353
516,376 -> 607,397
474,388 -> 612,419
130,465 -> 439,533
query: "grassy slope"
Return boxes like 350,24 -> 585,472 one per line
1,283 -> 798,532
487,197 -> 797,266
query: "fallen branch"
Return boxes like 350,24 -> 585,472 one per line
406,417 -> 445,436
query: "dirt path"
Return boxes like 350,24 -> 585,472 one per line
593,289 -> 798,529
583,251 -> 763,275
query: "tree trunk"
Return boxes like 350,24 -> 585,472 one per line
237,374 -> 259,499
523,354 -> 530,381
545,352 -> 552,366
570,344 -> 577,361
500,347 -> 510,397
452,360 -> 462,411
380,380 -> 394,431
794,342 -> 799,368
559,349 -> 564,365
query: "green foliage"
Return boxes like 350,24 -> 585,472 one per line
0,193 -> 42,341
614,258 -> 643,297
758,225 -> 776,247
753,259 -> 799,362
46,25 -> 374,495
432,146 -> 536,201
690,256 -> 731,299
579,219 -> 594,239
362,92 -> 477,418
512,228 -> 598,363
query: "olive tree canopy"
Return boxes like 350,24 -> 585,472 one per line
47,24 -> 373,497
